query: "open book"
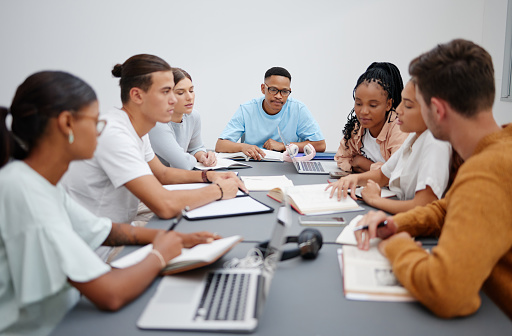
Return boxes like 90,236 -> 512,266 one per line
111,235 -> 243,275
216,149 -> 284,162
195,158 -> 251,170
335,216 -> 415,301
339,245 -> 416,302
267,183 -> 362,215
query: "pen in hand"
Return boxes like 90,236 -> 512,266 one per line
353,220 -> 388,232
168,207 -> 188,231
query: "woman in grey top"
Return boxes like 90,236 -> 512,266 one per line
149,68 -> 216,169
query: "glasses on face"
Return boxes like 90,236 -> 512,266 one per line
76,114 -> 107,135
265,84 -> 292,97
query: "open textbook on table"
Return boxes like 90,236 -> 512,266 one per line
111,235 -> 243,275
336,216 -> 415,302
267,183 -> 363,215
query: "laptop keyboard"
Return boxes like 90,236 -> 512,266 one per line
194,272 -> 252,321
300,161 -> 325,172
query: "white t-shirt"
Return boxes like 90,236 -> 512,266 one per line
380,130 -> 451,200
61,108 -> 155,224
0,161 -> 111,336
362,130 -> 386,163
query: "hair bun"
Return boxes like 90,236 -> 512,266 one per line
112,64 -> 123,77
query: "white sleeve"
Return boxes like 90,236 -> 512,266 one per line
380,141 -> 405,178
95,124 -> 154,188
415,138 -> 452,199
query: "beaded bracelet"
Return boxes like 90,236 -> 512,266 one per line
214,182 -> 224,201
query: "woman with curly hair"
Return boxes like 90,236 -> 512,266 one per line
335,62 -> 407,173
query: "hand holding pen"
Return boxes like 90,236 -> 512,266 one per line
353,210 -> 397,251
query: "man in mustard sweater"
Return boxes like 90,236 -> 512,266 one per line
354,39 -> 512,319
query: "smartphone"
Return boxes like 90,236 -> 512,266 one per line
329,170 -> 349,179
299,215 -> 346,226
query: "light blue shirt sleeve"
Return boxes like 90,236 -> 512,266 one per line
295,103 -> 324,142
219,105 -> 246,143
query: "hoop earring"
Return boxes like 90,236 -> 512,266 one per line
68,130 -> 74,144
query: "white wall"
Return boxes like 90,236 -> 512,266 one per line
0,0 -> 509,150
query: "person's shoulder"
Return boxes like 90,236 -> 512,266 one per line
420,130 -> 450,148
285,97 -> 306,108
239,97 -> 263,108
187,110 -> 202,121
0,161 -> 48,199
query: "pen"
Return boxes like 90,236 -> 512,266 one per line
168,207 -> 188,231
353,220 -> 388,232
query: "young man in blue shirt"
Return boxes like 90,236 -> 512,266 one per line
215,67 -> 326,160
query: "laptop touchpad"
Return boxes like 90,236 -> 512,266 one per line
156,284 -> 199,304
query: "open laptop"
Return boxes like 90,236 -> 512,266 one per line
137,200 -> 292,333
278,127 -> 341,175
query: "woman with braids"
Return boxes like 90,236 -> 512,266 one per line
334,62 -> 407,173
149,67 -> 217,169
327,80 -> 460,214
0,71 -> 219,335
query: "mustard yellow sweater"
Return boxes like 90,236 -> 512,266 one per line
387,124 -> 512,319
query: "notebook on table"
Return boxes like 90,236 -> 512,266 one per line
277,126 -> 341,175
137,197 -> 292,332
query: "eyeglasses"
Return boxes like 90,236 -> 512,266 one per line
76,114 -> 107,135
265,84 -> 292,97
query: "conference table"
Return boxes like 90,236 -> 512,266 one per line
51,160 -> 511,335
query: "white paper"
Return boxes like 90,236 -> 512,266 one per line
163,183 -> 244,196
184,196 -> 270,219
241,175 -> 294,191
111,235 -> 243,269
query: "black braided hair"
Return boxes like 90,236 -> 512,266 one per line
342,62 -> 403,151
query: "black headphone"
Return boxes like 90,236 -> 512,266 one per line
256,228 -> 323,261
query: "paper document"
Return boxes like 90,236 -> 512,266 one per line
163,183 -> 245,196
241,175 -> 294,191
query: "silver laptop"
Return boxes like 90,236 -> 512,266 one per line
278,127 -> 341,175
137,201 -> 292,333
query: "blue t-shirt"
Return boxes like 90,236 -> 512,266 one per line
219,96 -> 324,148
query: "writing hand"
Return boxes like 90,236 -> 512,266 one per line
353,211 -> 397,251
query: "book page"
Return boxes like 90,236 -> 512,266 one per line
287,184 -> 361,214
110,235 -> 243,269
342,245 -> 415,301
241,175 -> 294,191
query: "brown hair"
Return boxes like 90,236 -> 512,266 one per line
112,54 -> 172,103
409,39 -> 495,118
172,67 -> 192,86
